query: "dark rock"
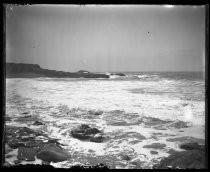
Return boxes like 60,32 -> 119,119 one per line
37,143 -> 70,163
47,138 -> 60,144
95,111 -> 103,116
120,154 -> 131,161
25,140 -> 42,148
33,121 -> 44,125
71,124 -> 104,142
143,143 -> 166,149
85,128 -> 101,135
8,139 -> 25,149
179,142 -> 205,151
22,112 -> 29,115
156,150 -> 205,169
17,147 -> 37,161
6,125 -> 19,136
115,73 -> 126,76
167,149 -> 177,155
150,151 -> 158,155
20,135 -> 36,142
71,131 -> 90,140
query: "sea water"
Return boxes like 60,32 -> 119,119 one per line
5,72 -> 205,168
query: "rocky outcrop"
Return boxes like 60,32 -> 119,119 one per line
155,149 -> 205,169
6,63 -> 109,78
5,125 -> 70,164
179,142 -> 205,151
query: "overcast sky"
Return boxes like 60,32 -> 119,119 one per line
6,5 -> 205,72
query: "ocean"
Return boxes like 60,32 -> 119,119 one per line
5,72 -> 205,168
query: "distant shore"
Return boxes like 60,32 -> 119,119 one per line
6,63 -> 110,78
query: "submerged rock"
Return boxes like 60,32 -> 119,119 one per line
156,150 -> 205,169
17,147 -> 37,161
168,120 -> 190,129
143,143 -> 166,149
150,150 -> 158,155
138,117 -> 172,126
37,143 -> 70,162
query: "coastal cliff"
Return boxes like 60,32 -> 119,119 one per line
6,63 -> 109,78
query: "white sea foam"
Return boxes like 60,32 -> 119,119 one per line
6,78 -> 204,125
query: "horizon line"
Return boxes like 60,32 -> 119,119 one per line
6,62 -> 204,73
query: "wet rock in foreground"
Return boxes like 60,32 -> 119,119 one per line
37,143 -> 70,162
156,150 -> 205,169
17,147 -> 37,161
